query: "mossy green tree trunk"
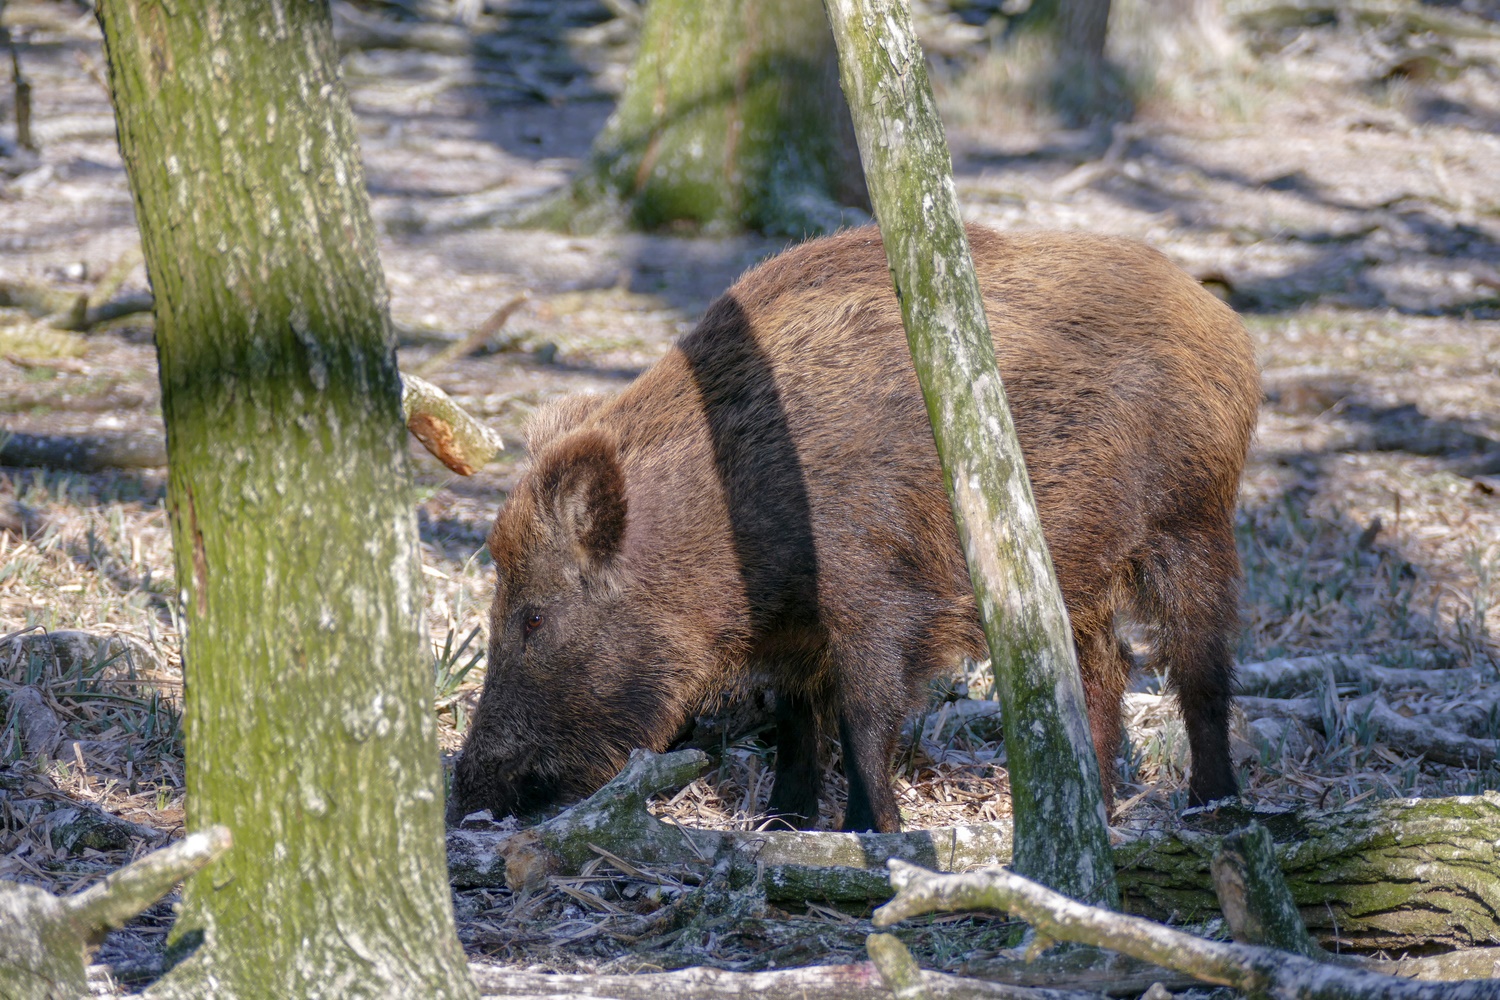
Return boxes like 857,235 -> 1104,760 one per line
822,0 -> 1119,908
95,2 -> 476,996
573,0 -> 867,236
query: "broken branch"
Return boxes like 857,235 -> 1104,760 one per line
875,860 -> 1500,1000
414,293 -> 528,377
449,750 -> 1500,949
0,827 -> 230,1000
467,959 -> 1102,999
400,372 -> 504,475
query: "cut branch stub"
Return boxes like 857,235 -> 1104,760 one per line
400,372 -> 504,475
1210,822 -> 1322,960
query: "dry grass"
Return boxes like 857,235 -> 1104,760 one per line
4,0 -> 1500,986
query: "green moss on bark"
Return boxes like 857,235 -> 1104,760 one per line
566,0 -> 867,236
823,0 -> 1118,908
95,2 -> 475,996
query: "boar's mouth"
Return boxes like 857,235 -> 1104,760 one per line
446,752 -> 566,825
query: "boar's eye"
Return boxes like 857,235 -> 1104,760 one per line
523,611 -> 544,636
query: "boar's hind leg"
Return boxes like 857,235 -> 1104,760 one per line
1142,524 -> 1241,806
767,689 -> 823,829
1074,615 -> 1133,813
834,665 -> 908,834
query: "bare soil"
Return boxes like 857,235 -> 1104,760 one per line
2,0 -> 1499,991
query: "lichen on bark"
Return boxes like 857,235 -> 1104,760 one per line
558,0 -> 868,236
94,1 -> 475,995
822,0 -> 1118,907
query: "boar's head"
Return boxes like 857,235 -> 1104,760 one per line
447,429 -> 679,824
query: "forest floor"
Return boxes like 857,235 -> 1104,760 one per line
2,0 -> 1500,994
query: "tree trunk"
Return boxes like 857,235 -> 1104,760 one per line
821,0 -> 1118,908
94,2 -> 475,996
571,0 -> 867,236
1017,0 -> 1112,61
1058,0 -> 1111,62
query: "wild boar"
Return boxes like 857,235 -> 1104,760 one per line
448,224 -> 1259,833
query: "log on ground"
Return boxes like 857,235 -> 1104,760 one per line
447,750 -> 1500,950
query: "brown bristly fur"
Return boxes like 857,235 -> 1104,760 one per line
450,224 -> 1259,833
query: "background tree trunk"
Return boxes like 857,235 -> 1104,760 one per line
1058,0 -> 1111,62
571,0 -> 868,236
1016,0 -> 1112,61
821,0 -> 1119,908
94,2 -> 476,996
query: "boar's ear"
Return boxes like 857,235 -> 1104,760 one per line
534,430 -> 627,573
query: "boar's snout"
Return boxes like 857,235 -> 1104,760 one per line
445,735 -> 559,825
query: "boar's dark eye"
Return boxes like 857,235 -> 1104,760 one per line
523,612 -> 544,635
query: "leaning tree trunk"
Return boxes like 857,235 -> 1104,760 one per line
822,0 -> 1118,910
572,0 -> 867,236
95,3 -> 476,997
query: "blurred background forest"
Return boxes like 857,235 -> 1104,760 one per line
1,0 -> 1499,986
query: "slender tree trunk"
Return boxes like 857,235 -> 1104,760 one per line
94,2 -> 475,996
1017,0 -> 1113,60
821,0 -> 1119,908
1058,0 -> 1111,62
572,0 -> 867,236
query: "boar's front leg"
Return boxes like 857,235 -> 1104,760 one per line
766,689 -> 823,829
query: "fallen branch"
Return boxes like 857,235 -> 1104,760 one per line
0,278 -> 82,319
4,685 -> 61,762
400,372 -> 504,475
1,629 -> 168,679
448,751 -> 1500,949
0,430 -> 167,471
0,827 -> 230,1000
957,949 -> 1200,996
86,247 -> 144,312
875,860 -> 1500,1000
467,959 -> 1103,1000
1240,690 -> 1499,766
1350,694 -> 1498,768
448,749 -> 1013,903
868,932 -> 935,1000
1233,652 -> 1465,698
0,278 -> 151,333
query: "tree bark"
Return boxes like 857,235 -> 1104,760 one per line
821,0 -> 1118,908
94,2 -> 475,996
1211,823 -> 1323,960
568,0 -> 867,236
